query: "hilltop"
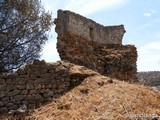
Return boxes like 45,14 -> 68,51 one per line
1,61 -> 160,120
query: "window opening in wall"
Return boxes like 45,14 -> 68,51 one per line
89,27 -> 94,40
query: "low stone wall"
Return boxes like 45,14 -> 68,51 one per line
0,60 -> 98,113
57,33 -> 137,81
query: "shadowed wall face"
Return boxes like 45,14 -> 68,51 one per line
55,10 -> 137,82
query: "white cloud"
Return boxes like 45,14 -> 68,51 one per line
143,9 -> 157,17
138,42 -> 160,71
143,13 -> 151,17
42,0 -> 129,16
65,0 -> 129,16
41,0 -> 69,18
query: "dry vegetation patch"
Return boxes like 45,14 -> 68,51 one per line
2,75 -> 159,120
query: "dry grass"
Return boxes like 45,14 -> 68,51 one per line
1,74 -> 160,120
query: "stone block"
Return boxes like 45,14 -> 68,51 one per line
48,91 -> 54,97
26,83 -> 34,90
17,68 -> 26,75
35,94 -> 42,100
0,101 -> 4,107
0,79 -> 5,85
2,96 -> 10,101
10,104 -> 18,110
0,107 -> 8,113
22,100 -> 28,105
34,84 -> 42,90
0,84 -> 6,91
28,104 -> 35,109
6,85 -> 15,91
14,95 -> 25,101
17,78 -> 26,85
6,79 -> 12,85
29,90 -> 36,94
0,91 -> 6,98
21,90 -> 28,95
17,85 -> 26,90
8,73 -> 18,79
8,90 -> 20,96
25,95 -> 33,100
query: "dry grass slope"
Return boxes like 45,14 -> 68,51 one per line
27,78 -> 160,120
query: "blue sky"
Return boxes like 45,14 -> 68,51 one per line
41,0 -> 160,71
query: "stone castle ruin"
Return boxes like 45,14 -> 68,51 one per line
0,10 -> 138,114
55,9 -> 137,81
55,10 -> 125,45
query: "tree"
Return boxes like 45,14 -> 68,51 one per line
0,0 -> 53,73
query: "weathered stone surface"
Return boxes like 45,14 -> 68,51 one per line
7,102 -> 14,107
29,90 -> 36,94
17,79 -> 26,85
52,84 -> 57,89
26,83 -> 34,90
6,85 -> 15,91
57,83 -> 68,89
48,91 -> 54,97
35,94 -> 42,100
8,90 -> 20,96
34,84 -> 42,90
0,75 -> 8,79
25,95 -> 33,100
10,104 -> 18,110
0,84 -> 6,91
5,79 -> 12,84
56,10 -> 125,45
22,100 -> 28,105
14,95 -> 25,101
0,91 -> 6,98
0,107 -> 8,113
19,74 -> 29,78
55,10 -> 137,82
21,90 -> 28,95
43,93 -> 49,98
28,104 -> 35,109
14,101 -> 21,104
17,68 -> 26,75
0,60 -> 99,114
17,85 -> 26,90
8,73 -> 18,79
0,101 -> 4,107
0,79 -> 5,85
2,96 -> 9,101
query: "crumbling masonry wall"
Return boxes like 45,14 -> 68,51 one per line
0,60 -> 98,113
55,10 -> 137,81
55,10 -> 125,45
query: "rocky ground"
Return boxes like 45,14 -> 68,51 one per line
137,71 -> 160,91
0,62 -> 159,120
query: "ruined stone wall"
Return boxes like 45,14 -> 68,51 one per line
0,60 -> 98,113
56,10 -> 138,82
56,10 -> 126,45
